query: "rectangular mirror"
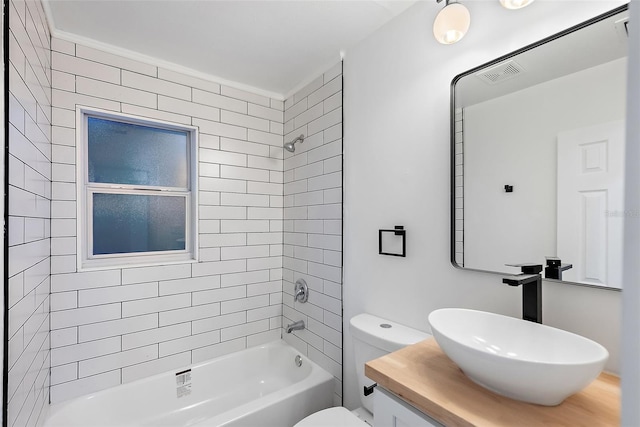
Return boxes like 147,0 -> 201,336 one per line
451,4 -> 628,290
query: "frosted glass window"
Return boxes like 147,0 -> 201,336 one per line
93,194 -> 186,255
79,109 -> 197,269
88,117 -> 188,188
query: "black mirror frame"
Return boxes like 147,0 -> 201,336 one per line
449,3 -> 628,291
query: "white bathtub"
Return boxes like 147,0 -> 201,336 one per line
44,340 -> 334,427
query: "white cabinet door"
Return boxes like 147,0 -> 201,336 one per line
374,388 -> 443,427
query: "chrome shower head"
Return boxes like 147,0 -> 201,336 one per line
284,134 -> 304,153
284,141 -> 295,152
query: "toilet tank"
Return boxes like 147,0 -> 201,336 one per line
350,314 -> 430,413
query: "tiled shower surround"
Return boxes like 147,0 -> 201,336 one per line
49,37 -> 283,403
44,37 -> 344,405
282,64 -> 343,405
8,0 -> 53,425
7,0 -> 343,416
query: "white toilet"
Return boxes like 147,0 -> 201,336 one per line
294,313 -> 430,427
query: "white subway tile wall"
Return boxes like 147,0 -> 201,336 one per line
454,108 -> 464,266
48,38 -> 289,404
9,3 -> 344,410
8,0 -> 52,426
282,63 -> 343,405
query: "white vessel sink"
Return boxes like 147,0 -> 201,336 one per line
428,308 -> 609,406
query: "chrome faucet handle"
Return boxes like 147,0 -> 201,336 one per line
294,279 -> 308,303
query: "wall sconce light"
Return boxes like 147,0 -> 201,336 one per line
433,0 -> 471,45
499,0 -> 535,10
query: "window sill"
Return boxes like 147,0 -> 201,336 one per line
78,255 -> 198,272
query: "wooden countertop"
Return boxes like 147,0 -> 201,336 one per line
365,338 -> 620,426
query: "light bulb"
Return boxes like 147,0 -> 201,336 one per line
500,0 -> 534,10
433,2 -> 471,45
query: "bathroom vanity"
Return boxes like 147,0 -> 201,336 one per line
365,338 -> 619,426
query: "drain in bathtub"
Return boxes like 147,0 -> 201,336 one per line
295,355 -> 303,367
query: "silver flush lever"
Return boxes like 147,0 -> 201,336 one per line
294,279 -> 309,303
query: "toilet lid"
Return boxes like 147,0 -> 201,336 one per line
295,407 -> 366,427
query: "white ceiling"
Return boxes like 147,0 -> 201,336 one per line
44,0 -> 419,98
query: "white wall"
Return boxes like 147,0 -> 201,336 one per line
621,0 -> 640,423
282,63 -> 343,405
48,38 -> 286,403
8,0 -> 52,425
464,58 -> 626,273
1,7 -> 4,424
343,0 -> 626,410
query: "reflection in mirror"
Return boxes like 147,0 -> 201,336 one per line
452,5 -> 628,290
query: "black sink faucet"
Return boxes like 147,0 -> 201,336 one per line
544,256 -> 573,280
503,264 -> 542,323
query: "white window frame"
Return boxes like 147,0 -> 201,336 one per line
76,107 -> 199,270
